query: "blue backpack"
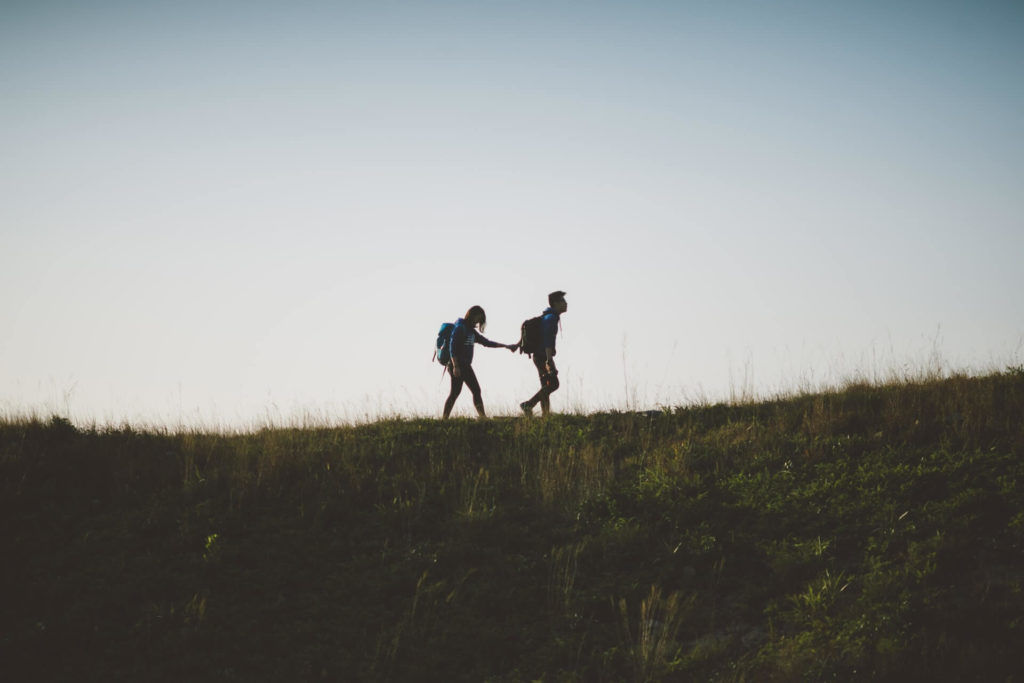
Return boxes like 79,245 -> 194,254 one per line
434,323 -> 455,365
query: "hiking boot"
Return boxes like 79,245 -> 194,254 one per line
520,401 -> 533,417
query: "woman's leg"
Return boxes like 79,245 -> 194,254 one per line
462,365 -> 486,417
443,369 -> 464,419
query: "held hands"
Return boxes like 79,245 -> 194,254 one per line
507,343 -> 519,352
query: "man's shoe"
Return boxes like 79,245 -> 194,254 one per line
520,402 -> 533,417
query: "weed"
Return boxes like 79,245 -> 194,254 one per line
618,585 -> 691,682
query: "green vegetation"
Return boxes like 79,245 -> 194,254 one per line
3,371 -> 1024,681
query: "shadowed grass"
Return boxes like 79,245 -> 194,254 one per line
1,369 -> 1023,681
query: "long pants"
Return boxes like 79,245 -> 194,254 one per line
525,355 -> 560,415
444,364 -> 485,418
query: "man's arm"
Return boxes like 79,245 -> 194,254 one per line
544,347 -> 557,374
542,315 -> 558,372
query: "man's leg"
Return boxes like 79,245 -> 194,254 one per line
523,355 -> 558,415
539,370 -> 559,416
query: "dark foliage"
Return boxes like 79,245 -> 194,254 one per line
2,372 -> 1023,681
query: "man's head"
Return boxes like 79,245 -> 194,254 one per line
549,290 -> 567,314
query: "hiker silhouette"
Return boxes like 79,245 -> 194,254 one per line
440,305 -> 516,419
519,291 -> 567,417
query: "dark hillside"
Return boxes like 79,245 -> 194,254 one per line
2,371 -> 1023,681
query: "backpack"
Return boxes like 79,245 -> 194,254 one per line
518,316 -> 544,357
434,323 -> 455,365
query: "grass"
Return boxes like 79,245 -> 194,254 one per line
2,369 -> 1023,681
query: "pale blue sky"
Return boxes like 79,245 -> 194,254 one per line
2,1 -> 1022,425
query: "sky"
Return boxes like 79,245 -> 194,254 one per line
2,0 -> 1023,426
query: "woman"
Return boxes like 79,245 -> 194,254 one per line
444,305 -> 517,419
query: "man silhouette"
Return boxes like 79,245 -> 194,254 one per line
520,291 -> 567,417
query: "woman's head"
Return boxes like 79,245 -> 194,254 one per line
465,305 -> 487,331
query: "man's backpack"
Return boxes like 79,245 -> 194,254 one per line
518,316 -> 544,357
434,323 -> 455,365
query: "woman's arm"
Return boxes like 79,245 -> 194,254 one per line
474,333 -> 514,350
449,324 -> 467,374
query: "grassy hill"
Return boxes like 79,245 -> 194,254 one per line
2,370 -> 1023,681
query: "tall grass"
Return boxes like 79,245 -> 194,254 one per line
1,368 -> 1023,681
618,585 -> 693,681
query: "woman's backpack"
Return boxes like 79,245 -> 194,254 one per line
434,323 -> 455,365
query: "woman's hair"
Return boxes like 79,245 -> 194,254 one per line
465,305 -> 487,332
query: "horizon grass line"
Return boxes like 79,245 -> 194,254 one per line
2,358 -> 1021,435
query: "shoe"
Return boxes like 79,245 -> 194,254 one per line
520,401 -> 533,417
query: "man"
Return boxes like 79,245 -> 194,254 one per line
520,290 -> 567,417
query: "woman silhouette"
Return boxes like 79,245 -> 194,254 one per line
444,305 -> 516,419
